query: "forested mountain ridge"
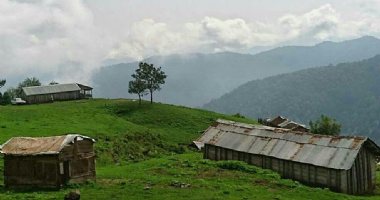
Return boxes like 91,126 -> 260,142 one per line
93,36 -> 380,107
203,55 -> 380,142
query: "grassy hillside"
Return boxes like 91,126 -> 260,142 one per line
204,55 -> 380,143
0,99 -> 254,164
0,99 -> 379,199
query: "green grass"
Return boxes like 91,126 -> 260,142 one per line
0,99 -> 379,199
0,99 -> 254,164
0,153 -> 379,200
0,99 -> 254,142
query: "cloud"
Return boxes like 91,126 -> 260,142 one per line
358,0 -> 380,17
0,2 -> 379,85
107,19 -> 188,60
278,4 -> 340,41
108,17 -> 280,59
0,0 -> 109,84
110,4 -> 380,59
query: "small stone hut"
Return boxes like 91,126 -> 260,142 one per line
195,119 -> 380,194
22,83 -> 93,104
0,134 -> 96,188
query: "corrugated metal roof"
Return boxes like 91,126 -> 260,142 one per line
195,119 -> 380,170
22,83 -> 81,96
0,134 -> 95,155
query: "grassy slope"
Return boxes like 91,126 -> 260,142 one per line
0,99 -> 253,144
0,99 -> 379,199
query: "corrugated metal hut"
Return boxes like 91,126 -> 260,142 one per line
22,83 -> 93,104
196,119 -> 380,194
0,134 -> 96,188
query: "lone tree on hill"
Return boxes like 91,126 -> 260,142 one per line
128,74 -> 147,105
309,115 -> 341,136
128,62 -> 167,104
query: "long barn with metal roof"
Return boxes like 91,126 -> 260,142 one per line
195,119 -> 380,194
22,83 -> 93,104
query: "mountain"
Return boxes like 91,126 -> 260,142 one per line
203,55 -> 380,143
92,36 -> 380,107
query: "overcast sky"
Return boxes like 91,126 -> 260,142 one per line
0,0 -> 379,85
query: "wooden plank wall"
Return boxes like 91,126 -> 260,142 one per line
59,140 -> 96,183
204,144 -> 355,194
4,155 -> 60,188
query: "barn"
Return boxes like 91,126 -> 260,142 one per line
22,83 -> 93,104
195,119 -> 380,194
0,134 -> 96,188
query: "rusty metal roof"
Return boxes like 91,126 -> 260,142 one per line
268,116 -> 309,131
0,134 -> 95,155
22,83 -> 82,96
195,119 -> 380,170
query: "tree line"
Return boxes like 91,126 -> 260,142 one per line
0,77 -> 51,105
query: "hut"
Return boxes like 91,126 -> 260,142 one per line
22,83 -> 93,104
263,116 -> 309,132
196,119 -> 380,194
0,134 -> 96,188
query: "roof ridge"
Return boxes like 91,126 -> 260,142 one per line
216,118 -> 367,140
22,83 -> 78,89
217,129 -> 366,151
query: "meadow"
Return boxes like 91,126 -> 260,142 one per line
0,99 -> 379,199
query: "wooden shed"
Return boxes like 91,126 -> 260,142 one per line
263,116 -> 309,132
195,119 -> 380,195
22,83 -> 93,104
0,134 -> 96,188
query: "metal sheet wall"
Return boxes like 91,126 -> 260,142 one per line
25,91 -> 81,104
203,144 -> 366,194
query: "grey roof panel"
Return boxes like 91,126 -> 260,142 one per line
195,119 -> 380,170
23,83 -> 81,96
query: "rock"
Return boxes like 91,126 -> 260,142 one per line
64,190 -> 80,200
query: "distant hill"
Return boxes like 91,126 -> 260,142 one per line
93,36 -> 380,107
203,55 -> 380,143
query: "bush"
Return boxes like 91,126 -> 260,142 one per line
309,115 -> 341,136
232,113 -> 245,119
0,92 -> 11,105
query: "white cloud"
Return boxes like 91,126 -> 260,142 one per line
108,17 -> 280,59
0,1 -> 379,85
0,0 -> 109,84
278,4 -> 340,40
110,4 -> 380,59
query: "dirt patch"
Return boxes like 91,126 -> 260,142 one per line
253,179 -> 270,186
196,169 -> 236,179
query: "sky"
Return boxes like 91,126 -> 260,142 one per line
0,0 -> 379,86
